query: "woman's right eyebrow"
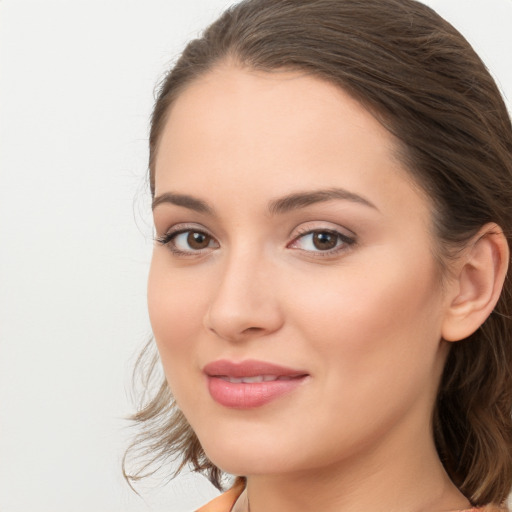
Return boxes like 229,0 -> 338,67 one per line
152,192 -> 215,214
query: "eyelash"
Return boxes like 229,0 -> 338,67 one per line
155,227 -> 217,257
155,226 -> 356,258
288,227 -> 356,257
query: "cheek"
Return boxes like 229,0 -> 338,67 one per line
287,252 -> 444,383
147,255 -> 210,370
147,255 -> 217,416
278,254 -> 445,460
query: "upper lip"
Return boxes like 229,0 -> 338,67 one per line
203,359 -> 308,378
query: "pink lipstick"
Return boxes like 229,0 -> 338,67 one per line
203,359 -> 308,409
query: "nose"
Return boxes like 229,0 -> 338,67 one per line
204,249 -> 284,343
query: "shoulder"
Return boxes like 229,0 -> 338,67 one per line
463,506 -> 509,512
195,480 -> 246,512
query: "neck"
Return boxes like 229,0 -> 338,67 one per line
244,417 -> 470,512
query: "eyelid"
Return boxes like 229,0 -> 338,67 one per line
289,221 -> 356,242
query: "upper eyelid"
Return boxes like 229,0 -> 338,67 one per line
155,223 -> 217,244
158,222 -> 214,236
290,221 -> 356,239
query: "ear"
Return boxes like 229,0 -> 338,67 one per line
441,223 -> 509,342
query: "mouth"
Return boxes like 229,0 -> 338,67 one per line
203,359 -> 309,409
218,375 -> 300,384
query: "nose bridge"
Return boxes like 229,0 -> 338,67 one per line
205,242 -> 282,341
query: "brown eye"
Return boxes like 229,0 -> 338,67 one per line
157,229 -> 219,254
186,231 -> 212,249
289,228 -> 355,255
312,231 -> 338,250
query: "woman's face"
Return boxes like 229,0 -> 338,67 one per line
148,66 -> 452,477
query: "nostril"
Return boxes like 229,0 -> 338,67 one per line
243,326 -> 264,334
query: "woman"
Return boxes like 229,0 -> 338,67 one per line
125,0 -> 512,510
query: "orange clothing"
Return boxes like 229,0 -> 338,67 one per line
195,480 -> 245,512
195,482 -> 508,512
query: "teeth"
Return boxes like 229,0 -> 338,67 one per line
222,375 -> 282,384
242,376 -> 265,383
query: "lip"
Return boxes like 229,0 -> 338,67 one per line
203,359 -> 309,409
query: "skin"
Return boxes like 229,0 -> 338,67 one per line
148,65 -> 474,512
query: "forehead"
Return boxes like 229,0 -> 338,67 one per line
156,65 -> 396,171
153,65 -> 430,222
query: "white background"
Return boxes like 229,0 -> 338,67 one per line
0,1 -> 511,511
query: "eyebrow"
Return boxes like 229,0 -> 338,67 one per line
152,187 -> 378,215
152,192 -> 214,214
268,188 -> 378,215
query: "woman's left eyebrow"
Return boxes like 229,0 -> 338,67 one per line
268,188 -> 379,215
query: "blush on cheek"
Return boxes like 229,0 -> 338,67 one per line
291,258 -> 440,366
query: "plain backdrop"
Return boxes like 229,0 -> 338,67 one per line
0,1 -> 511,511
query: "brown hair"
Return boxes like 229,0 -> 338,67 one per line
124,0 -> 512,505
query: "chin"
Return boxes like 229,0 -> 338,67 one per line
200,434 -> 296,477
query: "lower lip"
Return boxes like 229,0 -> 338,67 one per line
207,376 -> 307,409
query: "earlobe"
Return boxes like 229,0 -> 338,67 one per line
441,223 -> 509,342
